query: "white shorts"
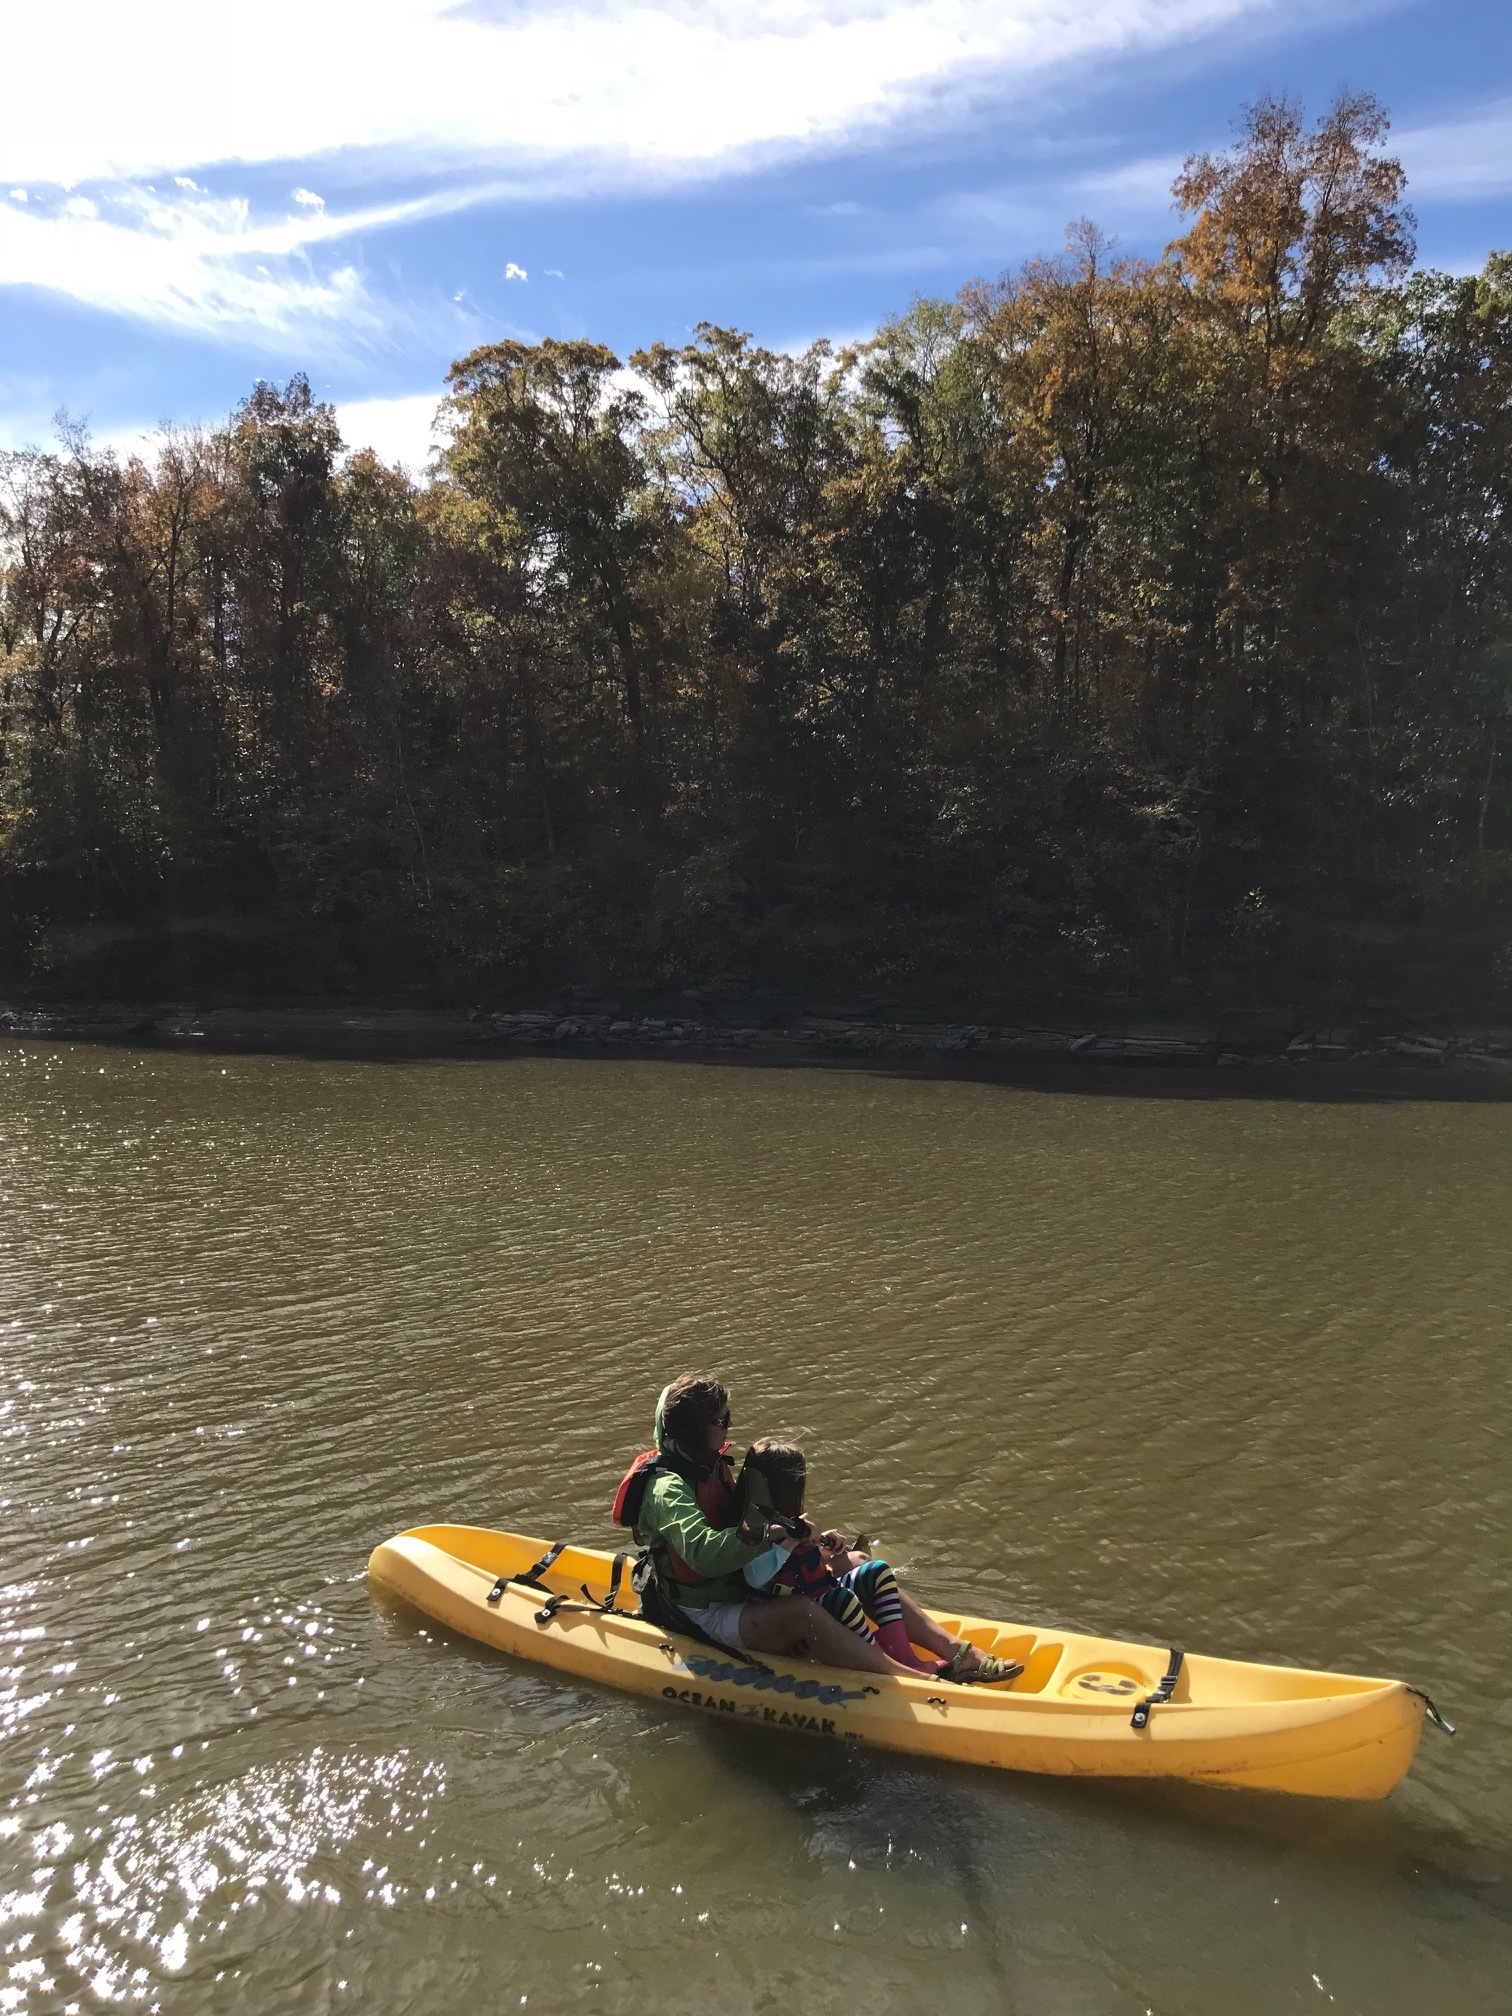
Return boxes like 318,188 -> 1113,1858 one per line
684,1600 -> 749,1652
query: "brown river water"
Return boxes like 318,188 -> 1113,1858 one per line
1,1041 -> 1509,2014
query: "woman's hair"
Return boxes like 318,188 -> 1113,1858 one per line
743,1437 -> 807,1516
660,1372 -> 729,1452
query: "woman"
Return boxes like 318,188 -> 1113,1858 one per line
625,1371 -> 1016,1683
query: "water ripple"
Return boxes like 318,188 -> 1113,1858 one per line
0,1044 -> 1508,2013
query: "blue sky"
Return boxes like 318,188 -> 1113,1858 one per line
1,0 -> 1508,470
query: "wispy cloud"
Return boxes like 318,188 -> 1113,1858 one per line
1074,153 -> 1185,215
0,2 -> 1404,358
905,145 -> 1189,265
1,1 -> 1290,191
0,179 -> 498,352
1075,104 -> 1512,218
864,99 -> 1497,287
1396,100 -> 1512,200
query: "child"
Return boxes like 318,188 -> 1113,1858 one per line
737,1440 -> 947,1677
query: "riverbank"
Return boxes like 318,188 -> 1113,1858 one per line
5,997 -> 1511,1083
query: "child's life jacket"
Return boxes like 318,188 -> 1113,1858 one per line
766,1542 -> 837,1600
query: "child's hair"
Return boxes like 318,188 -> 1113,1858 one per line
743,1437 -> 807,1518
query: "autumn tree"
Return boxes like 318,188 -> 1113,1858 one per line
444,339 -> 665,751
0,98 -> 1505,1012
1168,92 -> 1414,731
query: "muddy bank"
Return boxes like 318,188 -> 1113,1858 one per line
5,998 -> 1511,1086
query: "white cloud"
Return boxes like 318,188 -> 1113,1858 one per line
7,188 -> 26,203
2,390 -> 454,473
1397,101 -> 1512,200
924,182 -> 1057,248
0,2 -> 1285,190
1075,106 -> 1512,219
1074,152 -> 1185,214
336,390 -> 449,473
0,182 -> 439,350
1,2 -> 1413,354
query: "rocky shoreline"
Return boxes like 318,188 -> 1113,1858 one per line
4,999 -> 1511,1081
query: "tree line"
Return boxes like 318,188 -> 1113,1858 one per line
2,95 -> 1508,1015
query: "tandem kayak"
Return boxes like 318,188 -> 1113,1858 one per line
368,1524 -> 1445,1801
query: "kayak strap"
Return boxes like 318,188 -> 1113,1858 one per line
486,1539 -> 567,1607
1131,1647 -> 1184,1729
496,1549 -> 639,1628
599,1549 -> 629,1614
1407,1686 -> 1456,1736
551,1550 -> 638,1620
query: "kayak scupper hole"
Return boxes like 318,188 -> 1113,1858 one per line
1006,1637 -> 1063,1692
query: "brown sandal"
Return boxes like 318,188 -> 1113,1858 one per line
942,1646 -> 1024,1686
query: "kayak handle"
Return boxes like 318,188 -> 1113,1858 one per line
1408,1687 -> 1456,1736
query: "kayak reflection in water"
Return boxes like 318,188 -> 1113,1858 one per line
618,1372 -> 1021,1684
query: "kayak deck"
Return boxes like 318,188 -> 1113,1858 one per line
368,1524 -> 1427,1801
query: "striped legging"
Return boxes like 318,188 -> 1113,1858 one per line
817,1557 -> 907,1642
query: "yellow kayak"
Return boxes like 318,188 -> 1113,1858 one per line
368,1524 -> 1440,1801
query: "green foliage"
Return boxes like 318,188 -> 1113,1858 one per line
1,98 -> 1508,1012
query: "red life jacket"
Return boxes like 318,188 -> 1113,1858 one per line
611,1450 -> 662,1529
611,1447 -> 739,1586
